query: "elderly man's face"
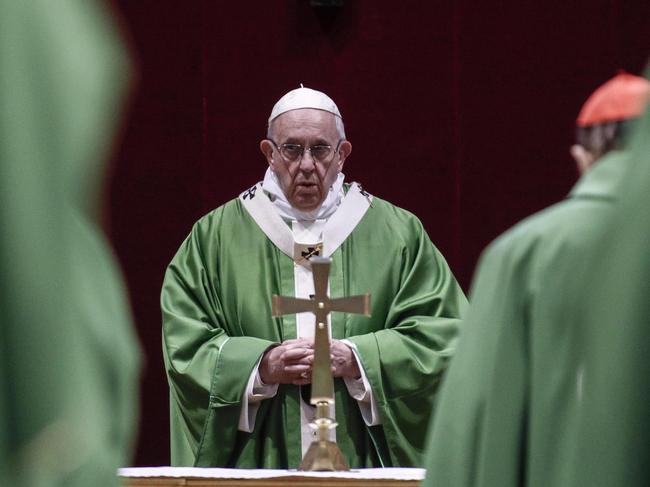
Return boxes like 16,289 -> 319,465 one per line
260,109 -> 352,212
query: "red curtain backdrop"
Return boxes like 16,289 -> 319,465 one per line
107,1 -> 650,465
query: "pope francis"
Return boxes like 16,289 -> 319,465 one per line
161,87 -> 466,468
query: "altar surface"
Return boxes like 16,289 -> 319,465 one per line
120,467 -> 424,487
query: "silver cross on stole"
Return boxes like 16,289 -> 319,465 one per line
271,256 -> 371,471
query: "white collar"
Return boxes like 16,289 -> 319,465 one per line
262,167 -> 345,221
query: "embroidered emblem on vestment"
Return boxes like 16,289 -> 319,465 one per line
242,186 -> 257,200
294,242 -> 323,269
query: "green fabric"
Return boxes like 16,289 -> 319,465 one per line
421,149 -> 629,487
0,1 -> 140,486
568,88 -> 650,486
162,193 -> 467,468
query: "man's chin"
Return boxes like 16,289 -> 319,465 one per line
290,194 -> 323,212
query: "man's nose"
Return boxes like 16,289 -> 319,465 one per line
299,150 -> 316,171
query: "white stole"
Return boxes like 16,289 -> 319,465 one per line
238,181 -> 372,262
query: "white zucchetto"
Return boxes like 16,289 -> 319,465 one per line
268,85 -> 342,124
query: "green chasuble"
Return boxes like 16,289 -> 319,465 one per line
422,149 -> 629,487
0,1 -> 140,486
162,190 -> 467,468
568,96 -> 650,486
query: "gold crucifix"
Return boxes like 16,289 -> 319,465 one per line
272,256 -> 371,471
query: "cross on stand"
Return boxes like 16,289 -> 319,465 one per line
271,256 -> 371,471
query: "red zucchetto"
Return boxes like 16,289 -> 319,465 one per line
576,72 -> 650,127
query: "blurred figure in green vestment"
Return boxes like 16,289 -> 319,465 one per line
0,1 -> 141,486
569,68 -> 650,487
422,71 -> 650,487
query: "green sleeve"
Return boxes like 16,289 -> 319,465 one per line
162,215 -> 275,466
348,217 -> 468,466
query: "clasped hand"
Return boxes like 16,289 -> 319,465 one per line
259,338 -> 361,386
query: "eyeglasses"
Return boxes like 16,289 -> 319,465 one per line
268,139 -> 342,164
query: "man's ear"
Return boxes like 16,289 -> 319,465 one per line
336,140 -> 352,172
570,144 -> 595,175
260,139 -> 275,167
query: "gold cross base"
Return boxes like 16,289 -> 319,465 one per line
298,402 -> 350,471
299,440 -> 350,471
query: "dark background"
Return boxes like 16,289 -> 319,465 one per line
106,1 -> 650,466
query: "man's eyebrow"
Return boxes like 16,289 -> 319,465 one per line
282,137 -> 331,146
283,137 -> 303,145
280,136 -> 334,147
312,139 -> 331,146
302,137 -> 331,146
